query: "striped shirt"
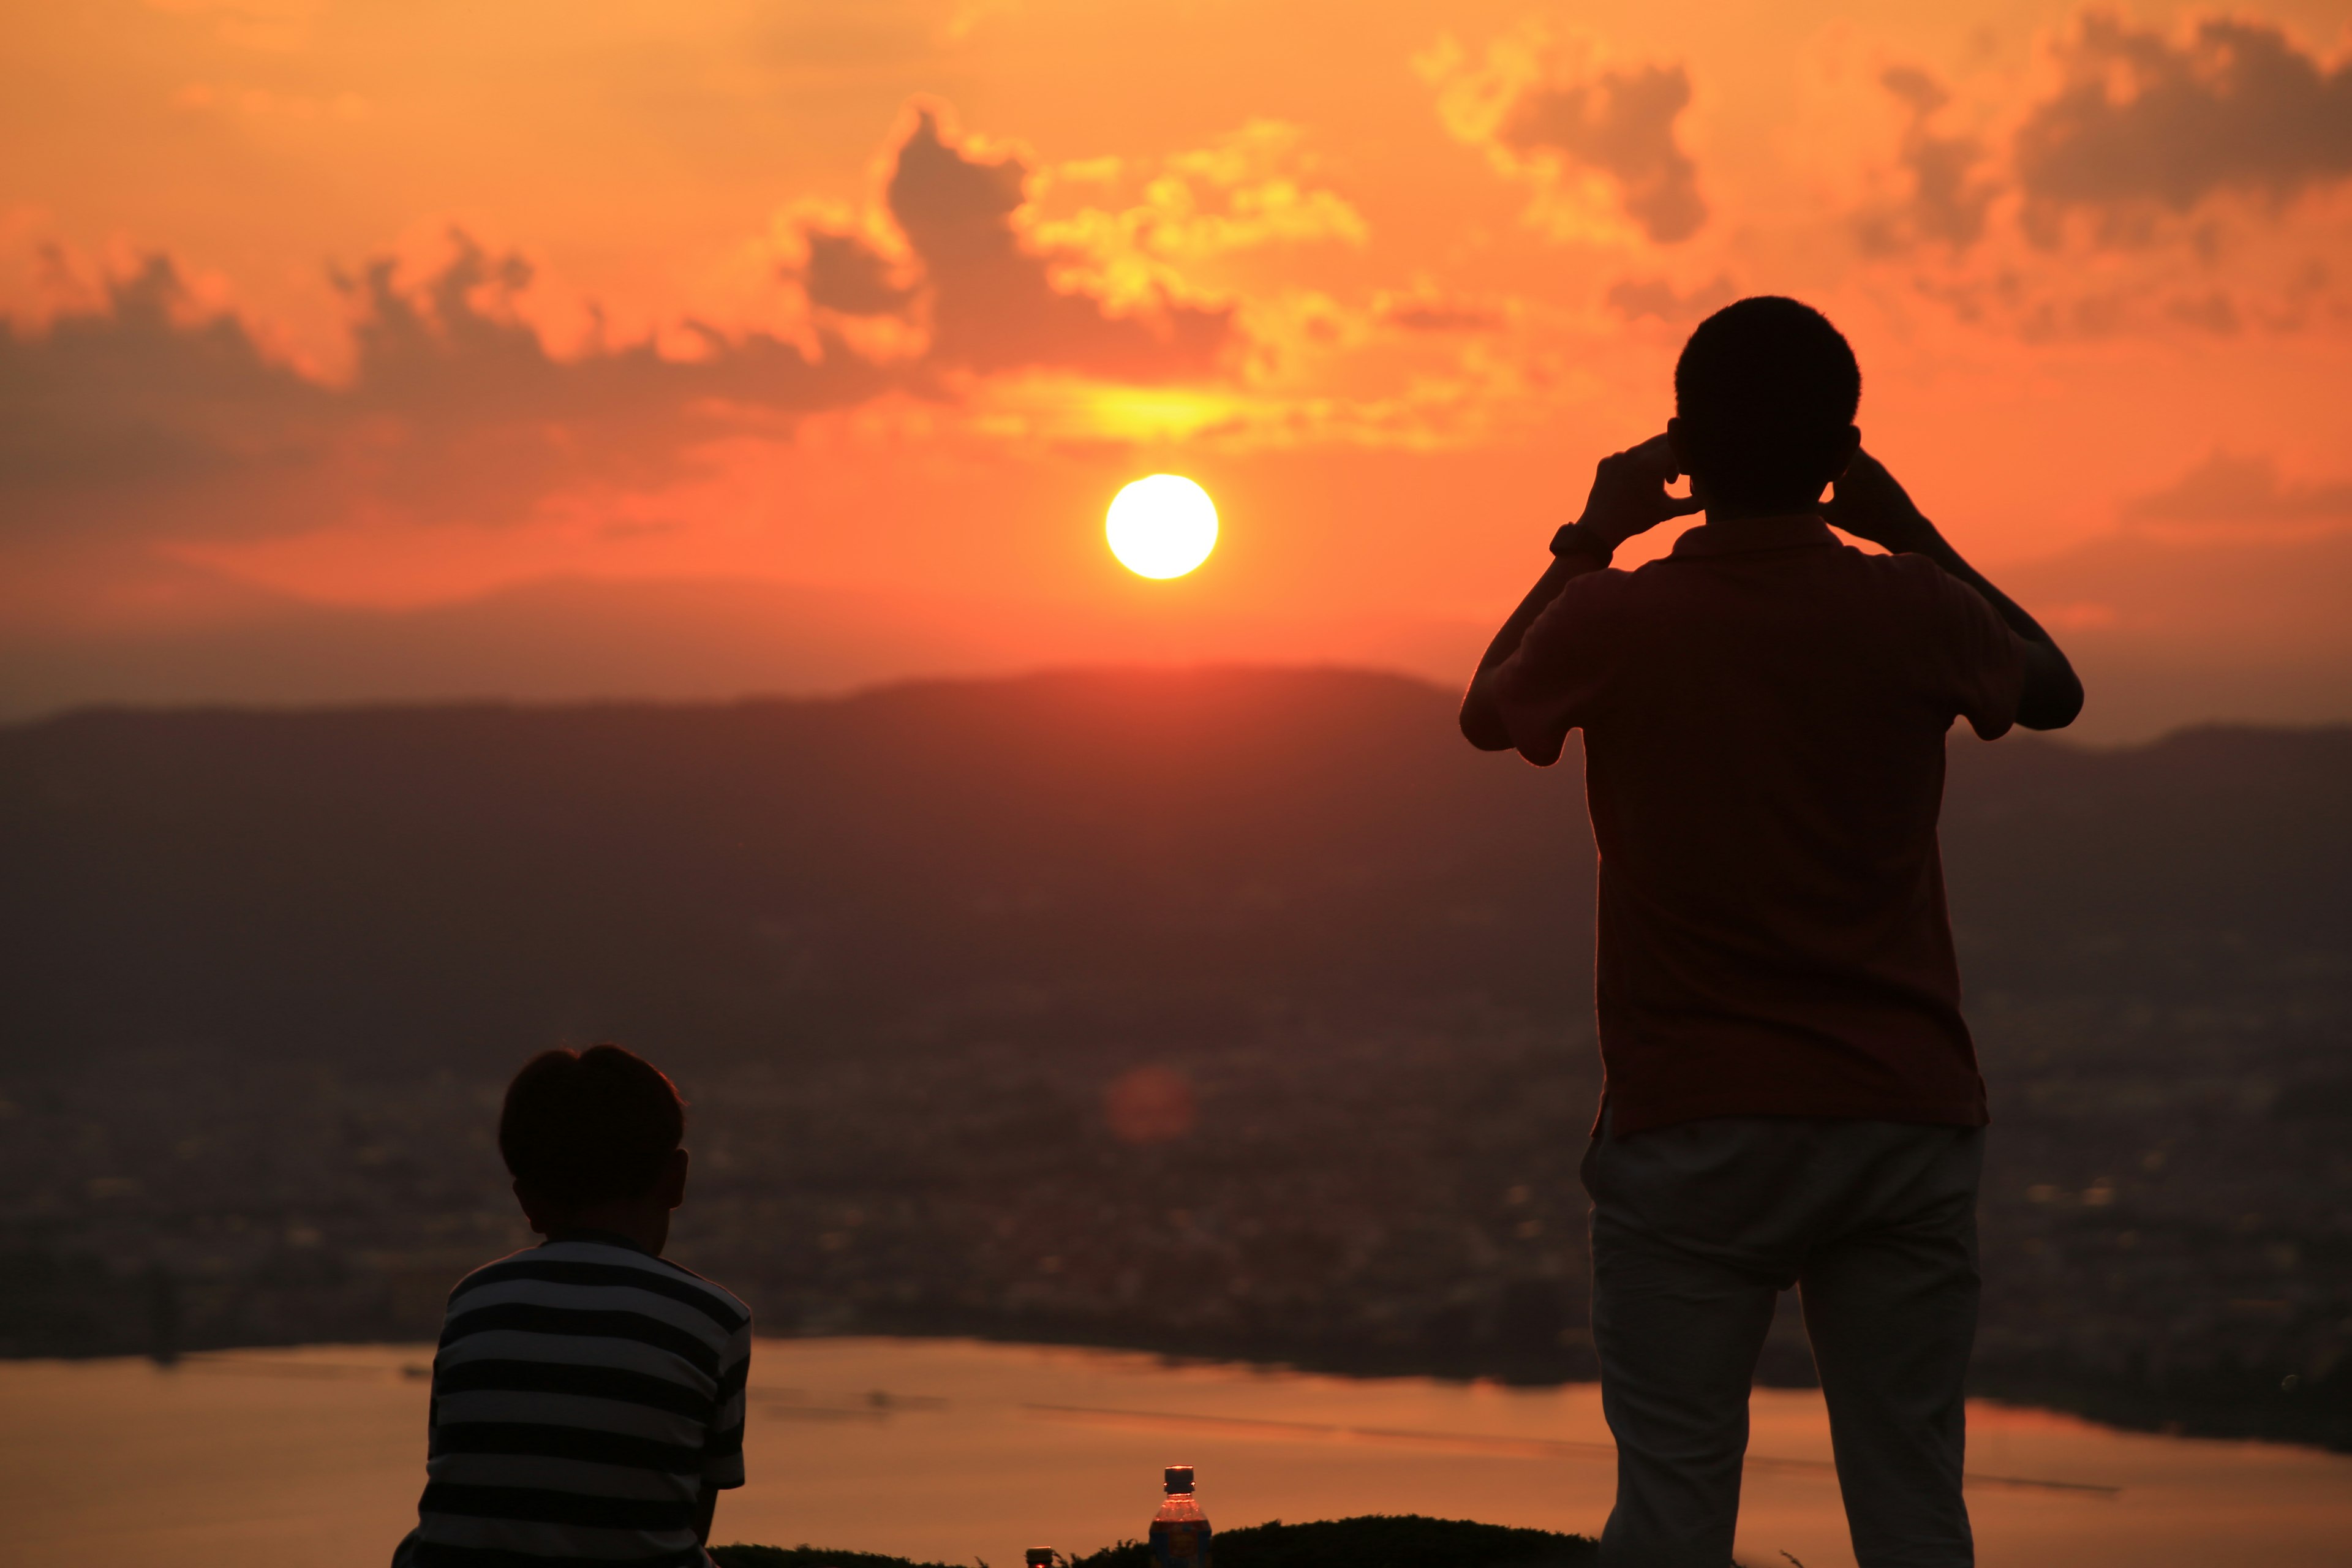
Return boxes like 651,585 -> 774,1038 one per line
401,1234 -> 752,1568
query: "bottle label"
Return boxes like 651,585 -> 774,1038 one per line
1150,1520 -> 1210,1568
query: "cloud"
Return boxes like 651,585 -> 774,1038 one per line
0,249 -> 887,642
338,232 -> 892,434
1419,32 -> 1707,245
0,232 -> 900,554
0,252 -> 331,491
2015,13 -> 2352,240
1499,62 -> 1706,243
1374,286 -> 1507,333
1856,67 -> 1997,252
882,108 -> 1235,378
801,228 -> 916,317
2126,450 -> 2352,529
1604,273 -> 1733,325
1839,22 -> 2352,341
1090,120 -> 1372,263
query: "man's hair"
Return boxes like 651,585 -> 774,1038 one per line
1675,296 -> 1861,511
499,1044 -> 686,1208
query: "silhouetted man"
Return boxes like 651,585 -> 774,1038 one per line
1460,296 -> 2081,1568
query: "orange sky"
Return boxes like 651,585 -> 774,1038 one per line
3,0 -> 2348,737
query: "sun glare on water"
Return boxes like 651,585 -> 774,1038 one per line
1106,474 -> 1218,579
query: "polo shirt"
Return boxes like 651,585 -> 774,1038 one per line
1491,513 -> 2031,1136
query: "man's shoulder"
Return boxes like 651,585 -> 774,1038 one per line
1655,538 -> 1954,597
449,1242 -> 752,1334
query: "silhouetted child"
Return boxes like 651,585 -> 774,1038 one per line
393,1045 -> 751,1568
1461,296 -> 2082,1567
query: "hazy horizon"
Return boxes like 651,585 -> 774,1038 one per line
7,568 -> 2347,745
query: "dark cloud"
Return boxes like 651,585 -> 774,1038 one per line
1857,67 -> 1996,252
0,254 -> 330,488
1604,274 -> 1734,325
0,233 -> 898,555
2015,15 -> 2352,238
2127,450 -> 2352,526
801,229 -> 916,317
1499,63 -> 1706,243
881,109 -> 1234,377
340,231 -> 891,432
2163,289 -> 2242,334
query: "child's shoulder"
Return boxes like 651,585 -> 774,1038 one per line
448,1239 -> 751,1332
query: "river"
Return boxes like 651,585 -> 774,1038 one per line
4,1338 -> 2347,1567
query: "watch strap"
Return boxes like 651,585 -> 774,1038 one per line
1549,522 -> 1615,565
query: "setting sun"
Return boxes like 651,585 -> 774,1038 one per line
1106,474 -> 1218,579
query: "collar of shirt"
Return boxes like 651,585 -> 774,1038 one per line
1667,513 -> 1839,559
541,1227 -> 660,1257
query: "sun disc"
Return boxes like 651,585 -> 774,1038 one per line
1106,474 -> 1218,579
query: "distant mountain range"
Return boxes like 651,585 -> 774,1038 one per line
4,666 -> 2345,1069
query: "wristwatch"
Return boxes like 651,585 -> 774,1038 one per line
1549,521 -> 1615,565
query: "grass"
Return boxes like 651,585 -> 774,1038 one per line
712,1515 -> 1600,1568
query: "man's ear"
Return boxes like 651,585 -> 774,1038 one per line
656,1147 -> 690,1212
1667,418 -> 1714,508
1831,424 -> 1862,480
513,1176 -> 556,1237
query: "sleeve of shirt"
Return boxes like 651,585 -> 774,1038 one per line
703,1322 -> 750,1490
1490,568 -> 1622,760
1924,565 -> 2032,741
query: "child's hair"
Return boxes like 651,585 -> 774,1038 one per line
1675,296 -> 1861,511
499,1044 -> 687,1208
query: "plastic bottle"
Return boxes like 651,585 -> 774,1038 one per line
1149,1465 -> 1210,1568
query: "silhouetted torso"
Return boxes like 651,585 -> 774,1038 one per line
1492,514 -> 2030,1134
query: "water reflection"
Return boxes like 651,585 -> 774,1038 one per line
4,1338 -> 2348,1568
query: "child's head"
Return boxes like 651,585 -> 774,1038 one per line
1672,296 -> 1861,514
499,1044 -> 688,1242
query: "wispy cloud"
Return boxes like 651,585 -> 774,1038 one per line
1603,274 -> 1733,326
2127,450 -> 2352,532
1855,66 -> 1997,252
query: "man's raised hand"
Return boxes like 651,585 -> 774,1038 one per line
1823,448 -> 1937,554
1579,434 -> 1705,551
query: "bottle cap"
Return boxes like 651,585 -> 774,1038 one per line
1025,1551 -> 1055,1566
1164,1465 -> 1194,1493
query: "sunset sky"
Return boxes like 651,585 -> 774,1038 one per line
4,0 -> 2348,737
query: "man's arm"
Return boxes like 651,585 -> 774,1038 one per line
695,1482 -> 718,1547
1824,450 -> 2085,731
1460,434 -> 1703,757
1459,551 -> 1605,753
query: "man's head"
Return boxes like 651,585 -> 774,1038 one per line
499,1044 -> 688,1243
1670,296 -> 1861,516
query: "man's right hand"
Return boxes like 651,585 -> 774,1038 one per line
1823,449 -> 1939,555
1825,447 -> 2086,730
1578,434 -> 1705,552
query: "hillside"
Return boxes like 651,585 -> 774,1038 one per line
1,668 -> 1590,1069
1,668 -> 2346,1445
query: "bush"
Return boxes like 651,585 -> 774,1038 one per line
714,1515 -> 1599,1568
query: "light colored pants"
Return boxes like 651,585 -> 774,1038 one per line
1581,1114 -> 1986,1568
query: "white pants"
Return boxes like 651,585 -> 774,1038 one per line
1583,1114 -> 1986,1567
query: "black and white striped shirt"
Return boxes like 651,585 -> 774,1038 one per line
401,1235 -> 752,1567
